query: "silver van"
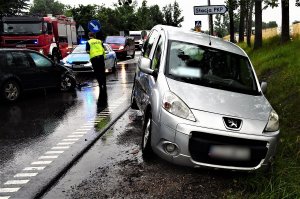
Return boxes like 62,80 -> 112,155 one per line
131,25 -> 280,171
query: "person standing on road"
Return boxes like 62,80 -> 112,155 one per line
86,32 -> 107,91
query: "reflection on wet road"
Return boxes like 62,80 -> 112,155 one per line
0,54 -> 139,198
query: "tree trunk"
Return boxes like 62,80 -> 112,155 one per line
281,0 -> 290,43
239,0 -> 246,42
254,0 -> 262,49
247,0 -> 254,47
229,0 -> 235,42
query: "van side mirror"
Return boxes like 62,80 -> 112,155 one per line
139,57 -> 157,78
260,81 -> 267,94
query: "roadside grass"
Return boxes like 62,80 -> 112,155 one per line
232,36 -> 300,198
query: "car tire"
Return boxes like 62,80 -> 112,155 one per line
1,79 -> 21,102
131,50 -> 135,59
112,59 -> 117,73
130,83 -> 138,110
61,74 -> 75,92
141,112 -> 154,157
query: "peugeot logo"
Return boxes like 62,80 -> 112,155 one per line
223,117 -> 242,130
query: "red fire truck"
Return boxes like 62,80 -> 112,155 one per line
0,14 -> 77,62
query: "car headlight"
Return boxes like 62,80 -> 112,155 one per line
61,58 -> 72,67
39,49 -> 44,54
264,109 -> 279,132
162,91 -> 196,121
119,46 -> 124,50
84,62 -> 92,67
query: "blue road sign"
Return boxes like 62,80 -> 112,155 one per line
88,20 -> 101,33
195,21 -> 202,27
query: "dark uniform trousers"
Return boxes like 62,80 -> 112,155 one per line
91,55 -> 106,89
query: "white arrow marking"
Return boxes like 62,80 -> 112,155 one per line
90,22 -> 99,31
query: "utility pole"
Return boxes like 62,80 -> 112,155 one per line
208,0 -> 214,35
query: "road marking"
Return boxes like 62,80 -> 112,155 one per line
67,135 -> 83,138
45,151 -> 64,154
82,125 -> 94,128
23,167 -> 45,171
0,188 -> 20,193
4,180 -> 30,185
73,131 -> 87,135
39,156 -> 58,159
57,142 -> 75,145
52,146 -> 70,150
14,173 -> 38,178
31,161 -> 52,165
0,196 -> 11,199
62,138 -> 79,142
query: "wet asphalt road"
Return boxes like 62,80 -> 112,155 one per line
0,53 -> 139,199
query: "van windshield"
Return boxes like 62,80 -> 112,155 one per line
105,36 -> 125,44
166,40 -> 260,95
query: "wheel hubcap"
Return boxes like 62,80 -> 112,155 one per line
4,83 -> 19,100
61,76 -> 71,89
143,119 -> 151,149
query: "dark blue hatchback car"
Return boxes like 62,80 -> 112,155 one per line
0,49 -> 76,102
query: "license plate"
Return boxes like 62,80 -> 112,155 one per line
16,44 -> 26,48
209,145 -> 250,161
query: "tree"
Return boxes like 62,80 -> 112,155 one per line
226,0 -> 237,42
214,14 -> 228,37
0,0 -> 29,17
296,0 -> 300,6
254,0 -> 262,49
239,0 -> 246,42
246,0 -> 254,47
67,4 -> 99,38
29,0 -> 65,16
281,0 -> 289,43
162,1 -> 184,27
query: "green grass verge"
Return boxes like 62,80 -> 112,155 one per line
231,36 -> 300,198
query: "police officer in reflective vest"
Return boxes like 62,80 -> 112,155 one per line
86,32 -> 106,90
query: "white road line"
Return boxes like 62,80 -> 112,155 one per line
52,146 -> 70,150
4,180 -> 30,185
31,161 -> 52,165
23,167 -> 45,171
98,113 -> 110,115
73,131 -> 87,135
0,188 -> 20,193
82,125 -> 94,128
0,196 -> 11,199
67,135 -> 83,138
62,138 -> 79,142
45,151 -> 64,154
14,173 -> 38,178
57,142 -> 75,145
39,156 -> 58,159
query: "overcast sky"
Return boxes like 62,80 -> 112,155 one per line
31,0 -> 300,30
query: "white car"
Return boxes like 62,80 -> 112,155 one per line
61,43 -> 117,73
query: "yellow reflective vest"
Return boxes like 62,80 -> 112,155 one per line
87,38 -> 105,59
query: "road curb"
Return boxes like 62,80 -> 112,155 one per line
33,105 -> 131,199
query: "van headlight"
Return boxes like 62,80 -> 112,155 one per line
264,109 -> 279,132
162,91 -> 196,121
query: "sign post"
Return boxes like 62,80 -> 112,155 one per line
88,20 -> 101,33
193,5 -> 228,15
193,5 -> 227,35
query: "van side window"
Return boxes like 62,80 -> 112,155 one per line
143,30 -> 159,58
151,36 -> 163,71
